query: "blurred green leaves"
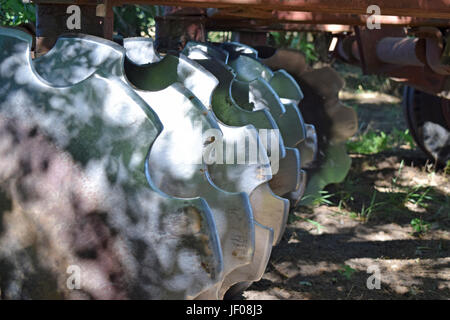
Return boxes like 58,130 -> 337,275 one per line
113,5 -> 161,37
0,0 -> 35,26
269,31 -> 318,63
0,2 -> 160,38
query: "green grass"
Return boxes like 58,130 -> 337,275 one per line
335,190 -> 384,222
304,219 -> 325,233
445,161 -> 450,176
347,131 -> 389,155
347,129 -> 415,155
358,190 -> 382,222
288,212 -> 325,233
301,190 -> 335,207
326,155 -> 449,228
405,186 -> 433,208
338,265 -> 357,280
410,218 -> 431,235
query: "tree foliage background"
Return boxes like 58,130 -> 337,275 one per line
0,1 -> 319,56
0,0 -> 35,26
0,1 -> 160,37
113,5 -> 161,37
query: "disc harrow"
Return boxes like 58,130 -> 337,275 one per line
0,28 -> 224,299
0,27 -> 319,299
1,0 -> 449,302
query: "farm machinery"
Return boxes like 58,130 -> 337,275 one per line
0,0 -> 448,299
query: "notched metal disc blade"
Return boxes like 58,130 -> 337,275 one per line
184,47 -> 286,162
249,183 -> 289,245
125,65 -> 255,287
257,46 -> 309,79
0,28 -> 223,299
123,36 -> 161,64
220,41 -> 259,59
270,69 -> 304,105
269,147 -> 301,197
184,41 -> 230,63
297,124 -> 318,169
287,169 -> 308,207
218,222 -> 273,299
300,142 -> 352,206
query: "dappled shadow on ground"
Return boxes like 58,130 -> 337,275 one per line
236,64 -> 450,300
330,151 -> 450,231
239,222 -> 449,300
238,148 -> 449,300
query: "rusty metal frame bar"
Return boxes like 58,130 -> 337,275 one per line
32,0 -> 450,20
205,11 -> 450,28
205,20 -> 353,33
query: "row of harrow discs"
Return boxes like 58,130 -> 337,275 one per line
0,27 -> 357,299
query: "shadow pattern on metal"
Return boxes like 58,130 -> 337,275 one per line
124,37 -> 279,299
39,34 -> 266,300
0,28 -> 223,299
0,28 -> 324,299
222,46 -> 310,206
183,46 -> 289,243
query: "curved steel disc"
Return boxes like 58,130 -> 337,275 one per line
0,28 -> 223,299
297,124 -> 318,169
207,123 -> 272,195
231,78 -> 306,148
287,169 -> 308,208
249,182 -> 289,245
176,45 -> 282,295
228,54 -> 273,83
183,47 -> 286,169
269,69 -> 304,104
297,67 -> 357,143
293,67 -> 357,206
227,52 -> 308,203
184,41 -> 229,63
124,53 -> 256,292
257,46 -> 309,79
123,36 -> 161,64
125,39 -> 273,196
124,39 -> 218,109
229,56 -> 308,147
125,38 -> 273,191
265,68 -> 318,172
126,39 -> 280,298
218,222 -> 273,299
256,46 -> 356,205
220,41 -> 259,59
302,141 -> 352,206
181,47 -> 289,242
34,33 -> 256,297
269,147 -> 301,197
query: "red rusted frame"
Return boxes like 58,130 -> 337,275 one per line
332,26 -> 450,98
205,19 -> 353,33
33,0 -> 450,20
206,9 -> 450,28
31,0 -> 450,98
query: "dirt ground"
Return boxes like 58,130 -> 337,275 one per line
238,71 -> 450,300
